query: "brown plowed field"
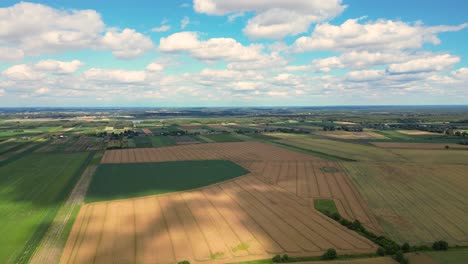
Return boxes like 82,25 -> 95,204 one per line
61,142 -> 380,264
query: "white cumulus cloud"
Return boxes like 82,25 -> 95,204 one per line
193,0 -> 345,39
0,2 -> 153,61
294,18 -> 468,52
159,32 -> 264,62
83,68 -> 146,83
34,59 -> 84,74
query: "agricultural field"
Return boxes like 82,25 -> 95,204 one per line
86,160 -> 249,202
245,133 -> 280,141
426,249 -> 468,264
388,149 -> 468,164
271,134 -> 403,162
197,133 -> 244,142
343,162 -> 468,245
372,142 -> 468,150
173,135 -> 201,145
149,136 -> 177,147
61,142 -> 380,264
398,130 -> 441,135
315,130 -> 388,140
0,152 -> 90,263
376,130 -> 462,143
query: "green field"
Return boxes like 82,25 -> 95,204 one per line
376,130 -> 463,143
86,160 -> 249,202
133,136 -> 153,148
427,249 -> 468,264
149,136 -> 176,147
314,199 -> 339,215
201,134 -> 244,142
0,152 -> 89,263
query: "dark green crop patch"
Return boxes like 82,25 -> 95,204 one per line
86,160 -> 249,202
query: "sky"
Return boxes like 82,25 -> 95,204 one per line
0,0 -> 467,107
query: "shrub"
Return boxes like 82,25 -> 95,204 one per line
177,261 -> 190,264
282,254 -> 289,261
272,254 -> 282,262
376,247 -> 385,256
402,242 -> 410,252
331,212 -> 342,221
394,251 -> 404,262
321,248 -> 338,260
432,240 -> 449,251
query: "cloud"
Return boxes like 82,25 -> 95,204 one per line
146,63 -> 164,72
228,12 -> 244,23
159,32 -> 265,62
101,29 -> 154,59
451,68 -> 468,80
0,2 -> 153,61
294,18 -> 468,52
34,59 -> 84,74
83,68 -> 147,83
193,0 -> 345,39
180,16 -> 190,29
0,89 -> 5,96
152,25 -> 171,32
2,64 -> 45,81
346,70 -> 385,82
2,60 -> 83,81
35,87 -> 50,94
0,47 -> 25,62
387,54 -> 460,74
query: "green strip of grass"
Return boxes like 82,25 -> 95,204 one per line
15,151 -> 94,264
86,160 -> 249,203
314,199 -> 339,215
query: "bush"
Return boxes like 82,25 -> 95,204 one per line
394,251 -> 404,262
177,261 -> 190,264
321,248 -> 338,260
402,242 -> 410,252
432,240 -> 449,251
376,247 -> 385,256
282,254 -> 289,262
272,255 -> 282,262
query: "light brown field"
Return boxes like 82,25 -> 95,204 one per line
316,130 -> 388,140
142,128 -> 153,135
372,142 -> 468,150
397,130 -> 440,135
344,162 -> 468,244
62,142 -> 380,264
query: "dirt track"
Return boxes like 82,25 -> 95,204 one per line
62,142 -> 380,264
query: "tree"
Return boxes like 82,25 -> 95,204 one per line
282,254 -> 289,261
402,242 -> 410,253
272,255 -> 282,263
321,248 -> 337,260
432,240 -> 449,251
445,145 -> 450,150
376,247 -> 385,256
394,251 -> 404,262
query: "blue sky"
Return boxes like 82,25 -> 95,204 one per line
0,0 -> 467,106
